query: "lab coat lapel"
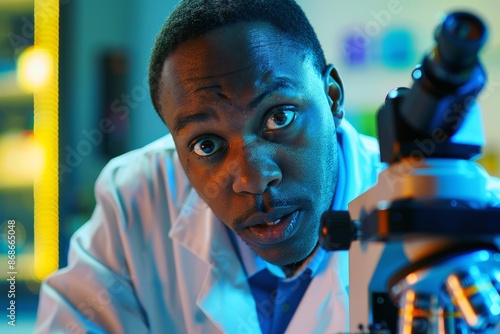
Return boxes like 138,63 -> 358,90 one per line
196,253 -> 261,333
169,189 -> 260,333
285,251 -> 349,334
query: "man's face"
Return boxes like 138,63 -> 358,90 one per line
159,22 -> 339,266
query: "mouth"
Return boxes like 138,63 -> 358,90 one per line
246,210 -> 301,245
264,218 -> 281,226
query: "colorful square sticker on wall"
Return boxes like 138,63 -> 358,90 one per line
340,26 -> 415,69
341,33 -> 368,66
381,28 -> 415,69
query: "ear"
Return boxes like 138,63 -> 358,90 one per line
322,64 -> 344,129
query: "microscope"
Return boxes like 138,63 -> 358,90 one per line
321,11 -> 500,333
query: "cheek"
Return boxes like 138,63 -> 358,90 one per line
184,161 -> 232,208
180,154 -> 212,196
313,111 -> 337,157
296,114 -> 338,199
294,113 -> 336,170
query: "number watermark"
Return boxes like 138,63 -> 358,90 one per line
6,219 -> 17,327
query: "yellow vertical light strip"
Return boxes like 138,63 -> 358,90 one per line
33,0 -> 59,281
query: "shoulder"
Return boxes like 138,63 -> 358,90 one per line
338,119 -> 384,183
338,119 -> 380,158
94,133 -> 191,213
97,134 -> 183,188
99,134 -> 175,182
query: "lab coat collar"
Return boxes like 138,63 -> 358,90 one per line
169,194 -> 348,333
169,189 -> 260,333
287,250 -> 349,333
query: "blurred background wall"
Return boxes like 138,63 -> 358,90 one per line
298,0 -> 500,176
0,0 -> 499,331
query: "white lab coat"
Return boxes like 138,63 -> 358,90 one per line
36,119 -> 499,334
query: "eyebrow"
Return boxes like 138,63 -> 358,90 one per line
173,112 -> 217,135
248,77 -> 295,109
172,77 -> 295,135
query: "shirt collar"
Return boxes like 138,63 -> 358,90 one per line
231,235 -> 328,281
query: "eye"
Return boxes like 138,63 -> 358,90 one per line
190,136 -> 225,157
264,108 -> 296,131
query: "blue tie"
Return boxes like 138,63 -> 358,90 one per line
248,268 -> 313,334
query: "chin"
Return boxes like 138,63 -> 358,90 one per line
254,238 -> 318,267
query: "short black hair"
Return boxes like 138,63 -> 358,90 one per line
148,0 -> 327,116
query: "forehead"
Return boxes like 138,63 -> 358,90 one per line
164,22 -> 305,76
158,22 -> 319,123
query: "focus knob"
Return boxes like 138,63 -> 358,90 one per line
320,210 -> 354,251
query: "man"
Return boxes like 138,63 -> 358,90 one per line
34,0 -> 499,333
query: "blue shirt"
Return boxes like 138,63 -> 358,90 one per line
232,235 -> 329,333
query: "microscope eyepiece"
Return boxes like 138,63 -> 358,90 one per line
435,11 -> 487,73
383,10 -> 490,148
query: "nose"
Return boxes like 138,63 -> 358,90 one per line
231,141 -> 282,195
